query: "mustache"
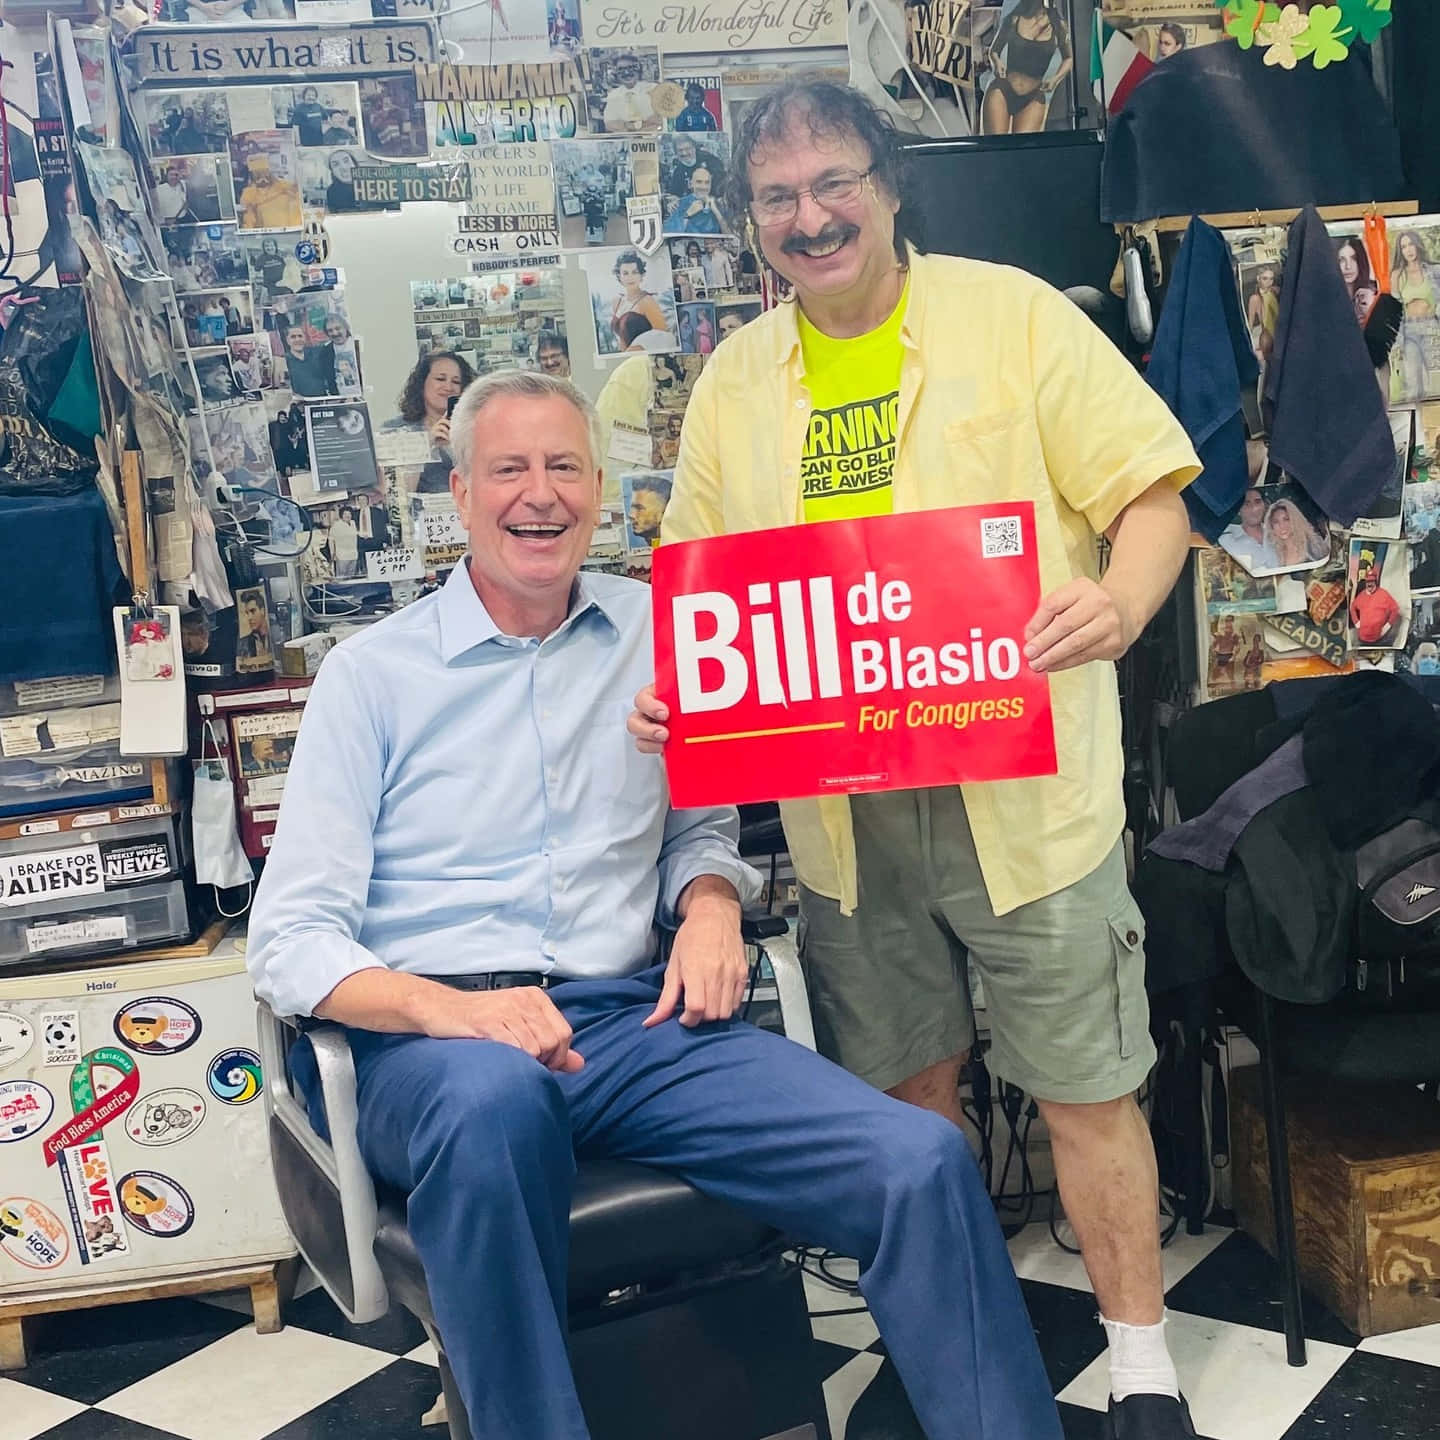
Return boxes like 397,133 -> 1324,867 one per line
780,223 -> 859,256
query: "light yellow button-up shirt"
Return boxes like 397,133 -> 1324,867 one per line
662,248 -> 1202,917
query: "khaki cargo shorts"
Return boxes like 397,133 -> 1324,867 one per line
797,787 -> 1156,1104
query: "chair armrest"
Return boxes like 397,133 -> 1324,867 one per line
256,1003 -> 389,1324
755,929 -> 816,1051
741,910 -> 788,943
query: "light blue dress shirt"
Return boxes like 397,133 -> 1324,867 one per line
248,563 -> 760,1019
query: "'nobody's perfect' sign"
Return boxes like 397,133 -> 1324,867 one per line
652,504 -> 1058,807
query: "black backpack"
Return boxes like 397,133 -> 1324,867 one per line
1353,816 -> 1440,1006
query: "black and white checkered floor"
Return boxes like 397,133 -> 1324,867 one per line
7,1221 -> 1440,1440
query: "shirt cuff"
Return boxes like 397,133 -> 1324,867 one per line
250,930 -> 387,1021
658,850 -> 764,928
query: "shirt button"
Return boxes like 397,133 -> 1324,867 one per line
794,398 -> 805,410
546,769 -> 557,785
1126,929 -> 1139,947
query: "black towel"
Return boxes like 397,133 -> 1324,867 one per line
1300,670 -> 1440,848
1102,43 -> 1405,224
1262,206 -> 1395,527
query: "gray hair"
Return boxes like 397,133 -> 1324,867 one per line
449,369 -> 603,478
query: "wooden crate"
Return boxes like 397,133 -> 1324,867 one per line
1231,1065 -> 1440,1336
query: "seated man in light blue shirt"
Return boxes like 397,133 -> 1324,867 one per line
247,371 -> 1061,1440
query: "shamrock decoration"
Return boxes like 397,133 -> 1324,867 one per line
1214,0 -> 1392,67
1222,0 -> 1279,49
1256,2 -> 1309,68
1301,5 -> 1354,68
1338,0 -> 1392,46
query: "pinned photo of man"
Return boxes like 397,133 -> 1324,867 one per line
278,320 -> 338,397
1349,538 -> 1409,649
622,469 -> 673,549
588,48 -> 662,133
274,84 -> 361,148
664,162 -> 730,236
148,90 -> 231,156
358,76 -> 429,159
670,79 -> 722,133
536,331 -> 570,376
232,132 -> 302,232
660,134 -> 730,211
234,585 -> 274,672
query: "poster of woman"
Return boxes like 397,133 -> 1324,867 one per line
979,0 -> 1073,137
1390,223 -> 1440,404
579,246 -> 678,357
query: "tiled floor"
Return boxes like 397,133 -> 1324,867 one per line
7,1222 -> 1440,1438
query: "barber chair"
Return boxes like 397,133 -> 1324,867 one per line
258,913 -> 828,1440
1155,676 -> 1440,1368
738,803 -> 788,910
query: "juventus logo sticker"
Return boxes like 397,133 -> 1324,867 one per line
626,196 -> 663,256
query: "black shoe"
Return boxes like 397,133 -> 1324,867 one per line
1103,1393 -> 1198,1438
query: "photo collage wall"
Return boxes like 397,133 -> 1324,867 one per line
62,0 -> 855,692
1197,217 -> 1440,698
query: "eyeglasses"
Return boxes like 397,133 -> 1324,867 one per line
749,168 -> 875,228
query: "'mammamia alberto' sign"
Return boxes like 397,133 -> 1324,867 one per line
652,505 -> 1058,807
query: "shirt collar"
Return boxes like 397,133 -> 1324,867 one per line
771,242 -> 926,369
438,559 -> 620,664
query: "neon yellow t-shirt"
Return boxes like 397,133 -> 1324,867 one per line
797,277 -> 910,522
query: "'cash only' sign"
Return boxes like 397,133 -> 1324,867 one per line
652,504 -> 1057,807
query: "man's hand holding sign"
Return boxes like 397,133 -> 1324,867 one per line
645,504 -> 1058,806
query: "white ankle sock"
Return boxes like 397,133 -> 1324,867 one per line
1100,1312 -> 1181,1402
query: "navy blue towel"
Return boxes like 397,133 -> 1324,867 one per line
1146,217 -> 1258,539
0,486 -> 125,683
1263,206 -> 1394,527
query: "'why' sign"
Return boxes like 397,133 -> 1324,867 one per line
652,505 -> 1057,807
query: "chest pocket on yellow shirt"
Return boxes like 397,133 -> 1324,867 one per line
938,407 -> 1047,502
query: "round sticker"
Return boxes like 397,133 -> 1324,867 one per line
113,997 -> 202,1056
206,1048 -> 262,1105
118,1170 -> 195,1238
648,81 -> 685,119
294,236 -> 318,265
0,1196 -> 70,1270
0,1079 -> 54,1143
124,1088 -> 207,1148
0,1011 -> 35,1069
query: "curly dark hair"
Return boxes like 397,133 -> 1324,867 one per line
726,77 -> 923,262
396,350 -> 476,424
613,248 -> 646,280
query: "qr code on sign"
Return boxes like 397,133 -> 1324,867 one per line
981,515 -> 1023,558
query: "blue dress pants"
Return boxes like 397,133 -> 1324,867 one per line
314,967 -> 1061,1440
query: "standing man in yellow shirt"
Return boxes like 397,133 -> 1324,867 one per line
630,81 -> 1203,1440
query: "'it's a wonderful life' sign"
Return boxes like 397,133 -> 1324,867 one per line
579,0 -> 846,54
132,21 -> 437,85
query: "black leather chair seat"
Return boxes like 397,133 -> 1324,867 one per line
374,1159 -> 779,1320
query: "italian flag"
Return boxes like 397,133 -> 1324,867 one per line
1091,14 -> 1154,114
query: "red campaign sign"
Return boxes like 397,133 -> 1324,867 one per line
652,504 -> 1058,808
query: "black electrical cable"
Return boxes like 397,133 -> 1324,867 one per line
0,59 -> 16,282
